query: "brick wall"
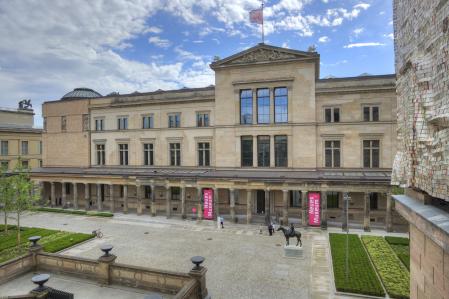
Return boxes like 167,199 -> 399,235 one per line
392,0 -> 449,201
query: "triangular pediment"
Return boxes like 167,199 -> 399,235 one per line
210,43 -> 319,69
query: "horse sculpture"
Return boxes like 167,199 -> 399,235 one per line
277,226 -> 302,247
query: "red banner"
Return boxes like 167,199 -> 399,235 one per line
308,192 -> 321,226
203,188 -> 214,220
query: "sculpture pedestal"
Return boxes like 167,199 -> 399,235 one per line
283,245 -> 303,259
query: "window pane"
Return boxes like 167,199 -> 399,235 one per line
240,90 -> 252,124
257,136 -> 270,167
274,87 -> 288,123
363,107 -> 370,121
325,108 -> 332,123
334,149 -> 340,167
363,149 -> 370,167
334,108 -> 340,122
363,140 -> 370,148
372,149 -> 379,167
241,136 -> 253,166
325,149 -> 332,167
372,107 -> 379,121
274,135 -> 287,167
257,89 -> 270,124
372,140 -> 379,147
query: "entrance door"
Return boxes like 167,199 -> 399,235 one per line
256,190 -> 265,214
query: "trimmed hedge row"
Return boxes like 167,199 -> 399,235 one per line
362,236 -> 410,299
385,236 -> 410,246
385,236 -> 410,270
36,207 -> 113,217
329,233 -> 385,297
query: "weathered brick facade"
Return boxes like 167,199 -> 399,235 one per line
392,0 -> 449,201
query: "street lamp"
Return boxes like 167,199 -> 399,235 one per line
343,192 -> 351,287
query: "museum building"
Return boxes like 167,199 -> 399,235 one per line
31,44 -> 404,231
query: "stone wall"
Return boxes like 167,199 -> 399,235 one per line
392,0 -> 449,201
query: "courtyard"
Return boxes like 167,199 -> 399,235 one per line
0,211 -> 407,299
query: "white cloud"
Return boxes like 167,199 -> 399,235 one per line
353,27 -> 364,36
148,36 -> 172,48
344,42 -> 386,48
354,3 -> 370,10
318,36 -> 330,43
144,26 -> 163,34
384,33 -> 394,40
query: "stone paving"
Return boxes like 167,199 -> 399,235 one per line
3,212 -> 406,299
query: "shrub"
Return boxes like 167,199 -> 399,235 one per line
385,236 -> 409,246
86,211 -> 113,217
362,236 -> 410,299
37,207 -> 113,217
385,237 -> 410,270
329,233 -> 385,297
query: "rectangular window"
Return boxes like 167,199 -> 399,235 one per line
96,144 -> 105,165
21,141 -> 28,155
95,119 -> 104,131
327,192 -> 339,208
324,107 -> 340,123
171,187 -> 181,200
119,144 -> 129,165
363,140 -> 380,168
240,89 -> 253,124
274,135 -> 287,167
257,88 -> 270,124
169,143 -> 181,166
289,191 -> 301,207
370,193 -> 379,210
198,142 -> 210,166
117,117 -> 128,130
257,135 -> 270,167
21,160 -> 29,168
61,116 -> 67,131
1,161 -> 8,170
196,112 -> 210,127
168,114 -> 180,128
145,186 -> 151,199
142,115 -> 153,129
143,143 -> 154,166
274,87 -> 288,123
363,106 -> 379,121
324,140 -> 341,168
241,136 -> 253,167
1,141 -> 8,156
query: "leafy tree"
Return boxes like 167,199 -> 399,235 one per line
0,167 -> 14,233
10,159 -> 39,244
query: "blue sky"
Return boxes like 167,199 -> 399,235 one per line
0,0 -> 394,127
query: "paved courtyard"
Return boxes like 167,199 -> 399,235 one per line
1,211 -> 399,299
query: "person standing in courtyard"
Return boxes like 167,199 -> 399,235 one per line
220,216 -> 224,228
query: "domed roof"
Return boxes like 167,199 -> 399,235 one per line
61,88 -> 102,100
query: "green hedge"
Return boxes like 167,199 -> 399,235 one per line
362,236 -> 410,299
329,233 -> 385,297
36,207 -> 113,217
385,237 -> 410,270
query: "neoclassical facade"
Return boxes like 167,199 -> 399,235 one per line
32,44 -> 404,231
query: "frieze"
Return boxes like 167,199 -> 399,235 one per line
229,49 -> 299,65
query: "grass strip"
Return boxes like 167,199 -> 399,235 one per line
0,228 -> 59,251
362,236 -> 410,299
42,233 -> 94,253
329,233 -> 385,297
385,236 -> 410,270
36,207 -> 113,217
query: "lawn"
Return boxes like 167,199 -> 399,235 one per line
385,236 -> 410,270
362,236 -> 410,299
36,207 -> 113,217
329,233 -> 385,297
0,225 -> 94,263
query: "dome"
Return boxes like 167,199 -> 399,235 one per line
61,88 -> 102,100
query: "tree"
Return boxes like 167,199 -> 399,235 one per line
0,167 -> 14,233
11,159 -> 39,244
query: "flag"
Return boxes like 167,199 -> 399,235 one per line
250,8 -> 263,24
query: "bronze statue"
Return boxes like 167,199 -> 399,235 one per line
18,99 -> 32,110
277,226 -> 302,246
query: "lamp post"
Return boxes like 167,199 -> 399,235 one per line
343,192 -> 351,287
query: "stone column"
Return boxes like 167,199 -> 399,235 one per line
166,186 -> 171,218
73,182 -> 78,209
197,187 -> 203,221
282,189 -> 289,225
84,183 -> 89,210
123,185 -> 128,214
150,184 -> 156,216
188,261 -> 208,299
213,187 -> 219,220
109,184 -> 114,213
181,186 -> 186,219
321,191 -> 327,230
50,182 -> 56,207
136,183 -> 143,215
61,182 -> 66,208
97,184 -> 102,211
246,189 -> 252,224
301,190 -> 308,226
363,192 -> 371,232
264,189 -> 270,224
229,188 -> 236,223
386,192 -> 392,232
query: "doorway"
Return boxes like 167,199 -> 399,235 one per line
256,190 -> 265,214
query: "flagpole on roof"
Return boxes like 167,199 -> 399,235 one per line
261,0 -> 264,44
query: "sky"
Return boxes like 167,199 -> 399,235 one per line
0,0 -> 395,128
